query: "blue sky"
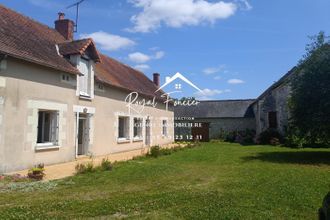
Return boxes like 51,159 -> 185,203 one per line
1,0 -> 330,100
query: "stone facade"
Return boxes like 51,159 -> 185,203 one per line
253,83 -> 291,135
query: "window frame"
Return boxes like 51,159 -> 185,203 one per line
36,110 -> 59,148
162,119 -> 168,137
117,116 -> 130,143
133,117 -> 143,141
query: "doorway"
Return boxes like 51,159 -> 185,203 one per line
77,113 -> 90,156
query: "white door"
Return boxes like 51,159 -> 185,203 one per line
77,114 -> 90,155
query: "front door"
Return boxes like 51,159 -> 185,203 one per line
77,114 -> 89,156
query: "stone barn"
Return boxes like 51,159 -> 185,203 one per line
174,100 -> 255,141
252,67 -> 296,136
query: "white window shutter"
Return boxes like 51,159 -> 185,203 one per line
50,112 -> 59,145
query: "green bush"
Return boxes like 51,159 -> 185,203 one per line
75,162 -> 95,174
149,145 -> 161,158
225,131 -> 236,143
100,158 -> 113,171
258,129 -> 283,145
222,129 -> 256,145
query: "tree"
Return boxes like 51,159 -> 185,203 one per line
288,31 -> 330,146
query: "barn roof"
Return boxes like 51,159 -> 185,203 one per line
174,99 -> 255,118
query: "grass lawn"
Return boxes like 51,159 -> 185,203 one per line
1,142 -> 330,219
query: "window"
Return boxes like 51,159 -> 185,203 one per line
268,111 -> 277,129
118,116 -> 130,141
61,74 -> 70,82
78,58 -> 92,97
133,118 -> 143,140
162,120 -> 168,136
98,83 -> 104,90
37,110 -> 59,146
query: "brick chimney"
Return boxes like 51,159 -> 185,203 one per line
153,73 -> 160,87
55,12 -> 74,41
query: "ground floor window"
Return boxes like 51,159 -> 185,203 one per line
162,120 -> 168,136
133,117 -> 143,140
118,116 -> 130,140
37,110 -> 59,145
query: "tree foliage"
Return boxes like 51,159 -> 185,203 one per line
288,31 -> 330,146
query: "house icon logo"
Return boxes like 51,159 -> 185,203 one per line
155,72 -> 203,93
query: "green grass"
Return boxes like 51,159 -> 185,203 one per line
1,142 -> 330,219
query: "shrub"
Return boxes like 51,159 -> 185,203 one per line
75,162 -> 94,174
222,129 -> 256,145
236,129 -> 256,145
225,131 -> 237,143
149,145 -> 161,158
258,129 -> 283,145
100,158 -> 113,171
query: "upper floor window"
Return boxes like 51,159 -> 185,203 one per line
78,57 -> 93,98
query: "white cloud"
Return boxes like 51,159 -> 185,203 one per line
128,52 -> 151,63
227,78 -> 245,84
80,31 -> 136,51
194,88 -> 231,100
128,0 -> 240,33
128,50 -> 165,63
154,51 -> 165,59
134,64 -> 150,71
203,65 -> 225,75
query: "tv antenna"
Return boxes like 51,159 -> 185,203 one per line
66,0 -> 86,32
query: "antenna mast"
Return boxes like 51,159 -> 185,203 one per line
66,0 -> 86,33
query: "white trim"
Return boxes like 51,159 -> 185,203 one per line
35,145 -> 60,151
0,77 -> 6,88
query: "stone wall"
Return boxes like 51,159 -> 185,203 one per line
175,117 -> 256,141
254,83 -> 291,135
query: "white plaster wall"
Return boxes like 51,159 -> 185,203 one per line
0,57 -> 174,173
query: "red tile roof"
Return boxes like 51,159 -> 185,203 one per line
58,38 -> 101,62
95,54 -> 164,99
0,5 -> 79,74
0,4 -> 163,98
